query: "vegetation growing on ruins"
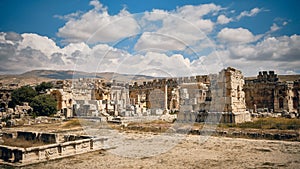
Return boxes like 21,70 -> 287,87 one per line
35,82 -> 53,93
30,94 -> 57,117
7,83 -> 57,117
9,86 -> 37,108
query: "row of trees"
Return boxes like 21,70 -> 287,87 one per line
8,82 -> 57,116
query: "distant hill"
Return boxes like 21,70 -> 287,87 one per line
1,69 -> 299,86
21,70 -> 94,80
21,70 -> 155,82
0,70 -> 156,85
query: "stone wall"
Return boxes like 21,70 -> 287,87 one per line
50,89 -> 73,118
244,71 -> 300,114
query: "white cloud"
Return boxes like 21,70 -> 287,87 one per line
134,32 -> 187,52
1,3 -> 299,77
89,0 -> 105,11
254,35 -> 300,61
137,4 -> 221,52
0,31 -> 196,76
220,34 -> 300,61
143,9 -> 169,21
190,33 -> 300,76
0,32 -> 5,41
228,45 -> 256,58
220,35 -> 300,75
57,0 -> 140,44
172,3 -> 221,33
218,27 -> 260,44
4,32 -> 23,42
54,11 -> 83,21
18,33 -> 60,57
115,52 -> 193,77
1,31 -> 300,77
237,8 -> 262,20
176,4 -> 221,19
270,23 -> 280,32
217,15 -> 232,24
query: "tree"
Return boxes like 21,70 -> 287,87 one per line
30,94 -> 57,116
35,82 -> 53,93
9,86 -> 37,108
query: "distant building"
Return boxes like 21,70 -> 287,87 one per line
244,71 -> 300,114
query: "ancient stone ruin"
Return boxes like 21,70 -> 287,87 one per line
1,67 -> 299,126
244,71 -> 300,117
0,131 -> 107,166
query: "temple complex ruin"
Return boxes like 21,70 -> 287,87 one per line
244,71 -> 300,115
1,67 -> 299,125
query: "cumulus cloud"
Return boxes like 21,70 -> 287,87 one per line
18,33 -> 60,57
54,11 -> 83,20
1,31 -> 299,76
176,4 -> 221,19
237,8 -> 262,20
4,32 -> 23,42
115,52 -> 193,77
253,35 -> 300,61
217,15 -> 232,24
270,23 -> 280,32
192,30 -> 299,76
219,31 -> 300,61
137,3 -> 221,52
1,2 -> 299,77
0,31 -> 196,77
217,27 -> 261,44
57,0 -> 140,44
89,0 -> 105,11
134,32 -> 187,52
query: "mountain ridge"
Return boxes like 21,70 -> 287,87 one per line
1,69 -> 299,86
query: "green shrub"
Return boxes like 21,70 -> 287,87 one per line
30,94 -> 57,116
8,86 -> 37,108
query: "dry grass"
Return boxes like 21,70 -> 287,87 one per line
127,120 -> 170,126
61,118 -> 103,129
61,119 -> 82,128
220,117 -> 300,130
2,137 -> 47,148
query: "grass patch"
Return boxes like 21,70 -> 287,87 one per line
127,120 -> 170,126
61,118 -> 102,129
61,119 -> 82,128
220,117 -> 300,130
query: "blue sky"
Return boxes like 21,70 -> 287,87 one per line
0,0 -> 299,76
1,0 -> 299,38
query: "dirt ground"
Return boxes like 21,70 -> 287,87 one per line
22,131 -> 300,169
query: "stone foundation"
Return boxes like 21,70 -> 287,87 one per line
178,111 -> 251,124
0,132 -> 107,166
